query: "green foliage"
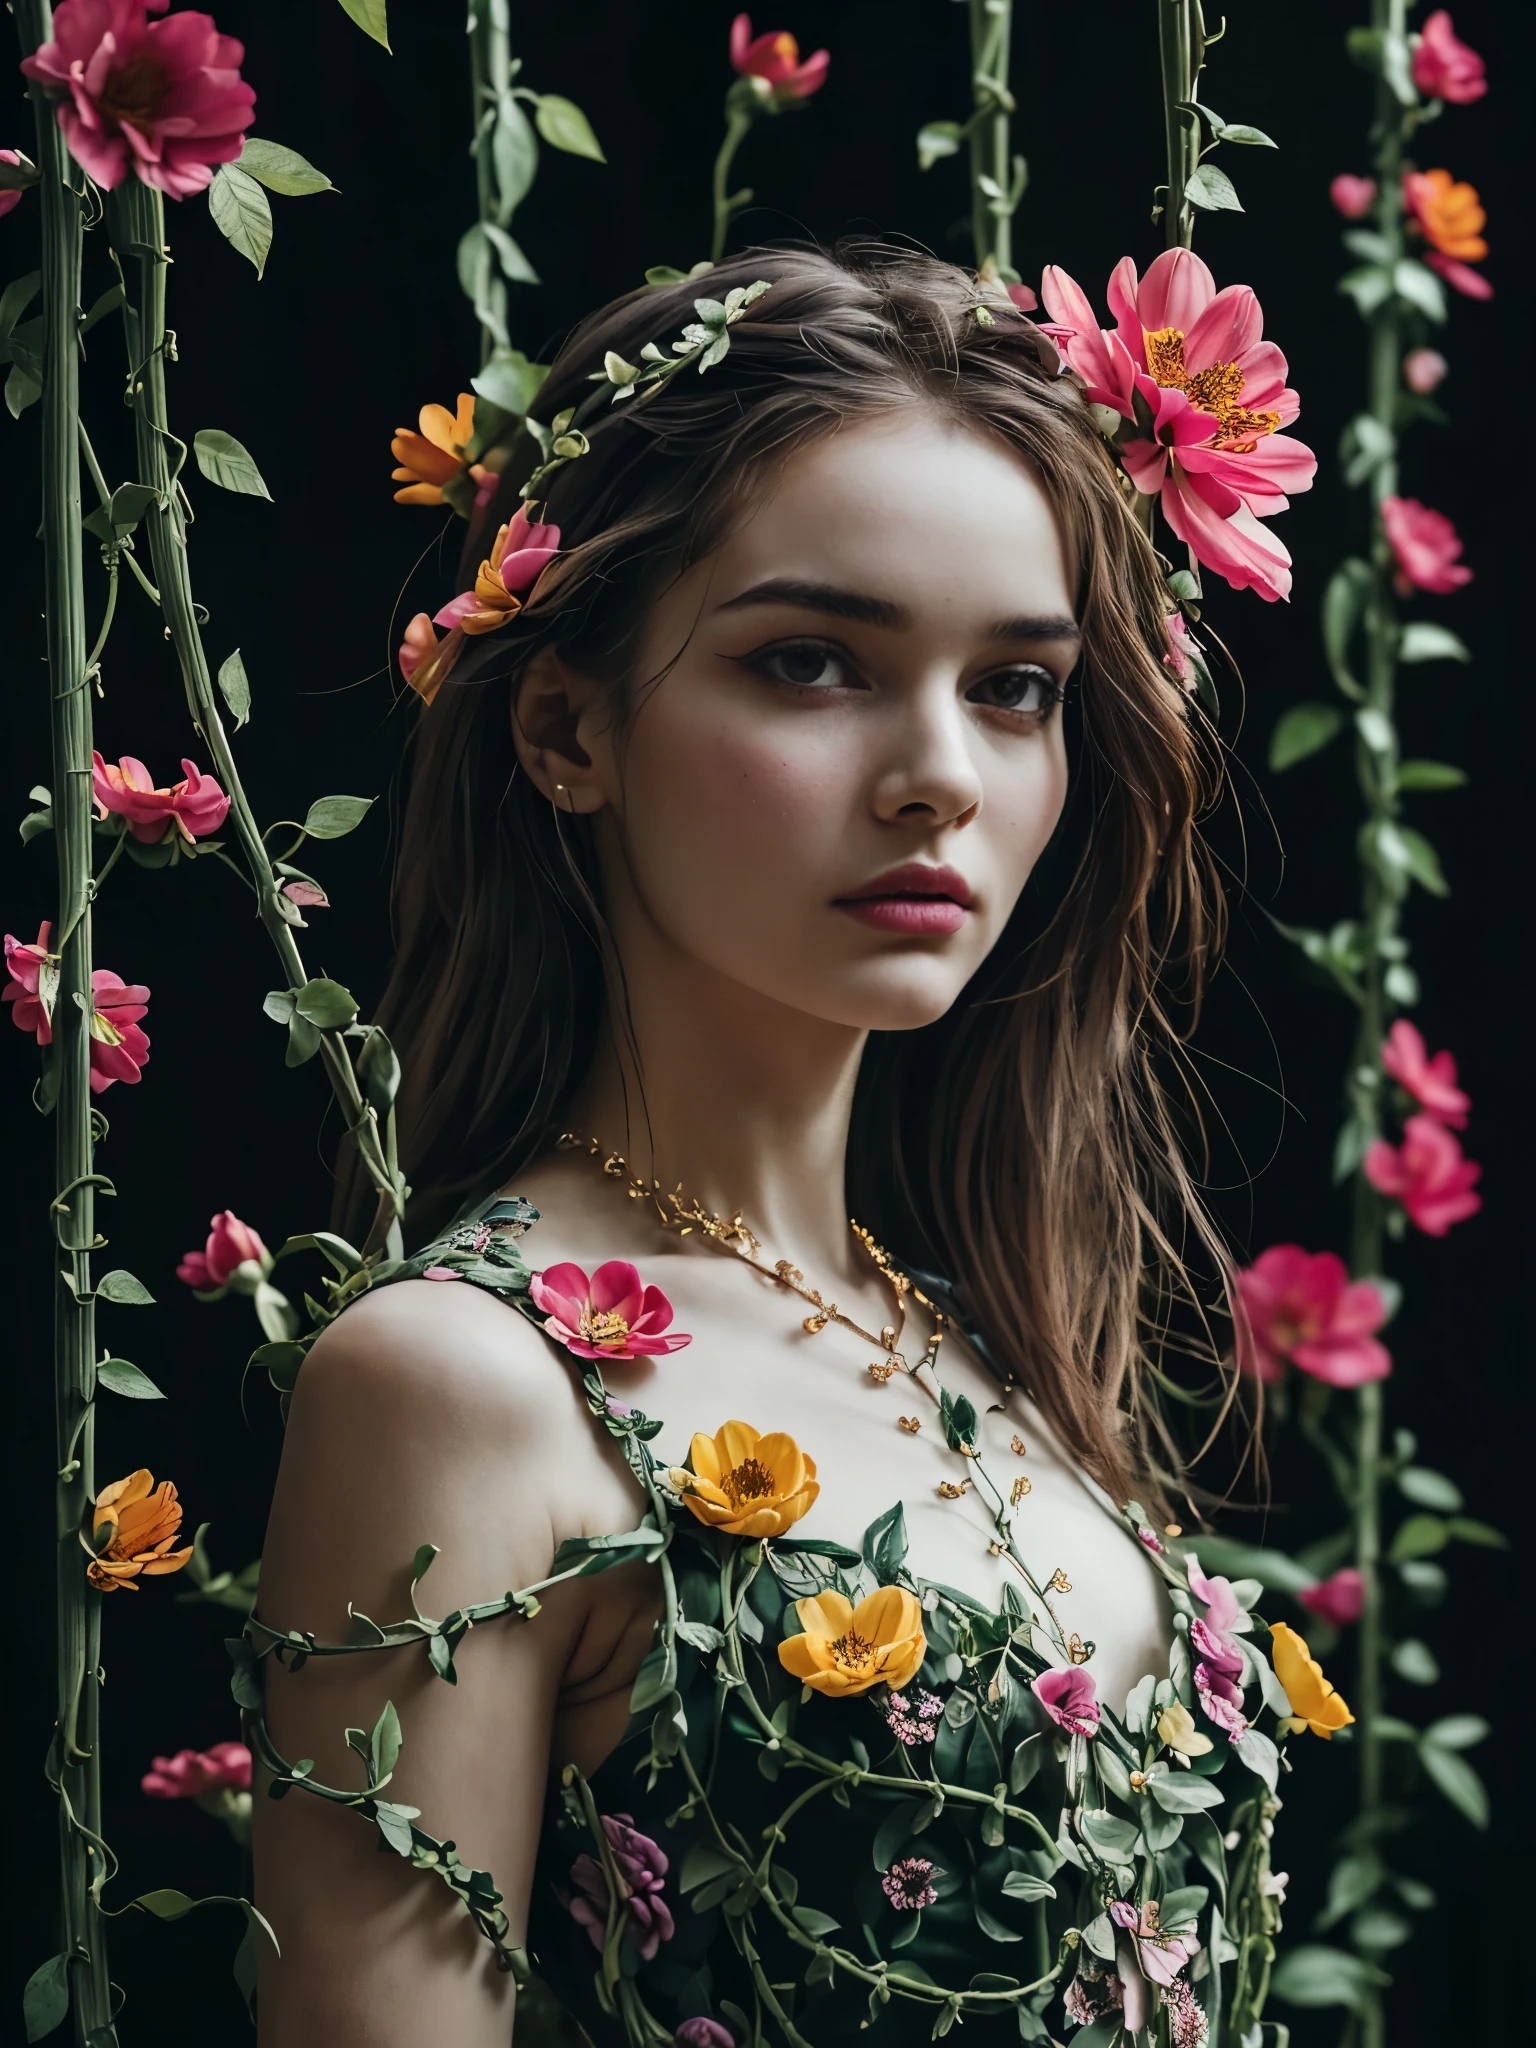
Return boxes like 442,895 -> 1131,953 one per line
209,165 -> 273,278
217,647 -> 251,728
1270,702 -> 1343,771
531,94 -> 605,163
193,429 -> 272,499
336,0 -> 389,50
237,138 -> 335,197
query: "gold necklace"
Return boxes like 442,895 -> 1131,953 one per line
558,1132 -> 946,1382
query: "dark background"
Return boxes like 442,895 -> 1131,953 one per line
2,1 -> 1527,2041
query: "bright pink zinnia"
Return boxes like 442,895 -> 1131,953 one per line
1381,1019 -> 1470,1127
1031,1664 -> 1099,1737
177,1209 -> 269,1291
1381,495 -> 1472,596
728,13 -> 829,100
1412,10 -> 1487,105
142,1740 -> 251,1798
21,0 -> 256,200
1330,174 -> 1378,219
1234,1245 -> 1391,1388
92,752 -> 230,844
1298,1568 -> 1365,1628
530,1260 -> 690,1359
1364,1113 -> 1482,1236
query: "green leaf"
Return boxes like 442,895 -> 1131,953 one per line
337,0 -> 390,49
286,1014 -> 321,1066
471,347 -> 546,421
1146,1772 -> 1223,1814
1388,1513 -> 1448,1563
217,648 -> 251,728
97,1357 -> 165,1399
1421,1713 -> 1488,1751
1340,413 -> 1395,487
293,977 -> 359,1030
1080,1809 -> 1139,1864
372,1801 -> 421,1854
482,220 -> 540,286
1393,258 -> 1447,324
791,1906 -> 841,1937
1446,1516 -> 1508,1548
84,481 -> 160,543
1269,702 -> 1343,771
237,138 -> 334,197
1160,1884 -> 1209,1929
208,164 -> 273,278
1396,826 -> 1449,896
0,271 -> 40,338
1398,621 -> 1470,664
1355,707 -> 1393,755
194,430 -> 272,499
533,94 -> 605,162
1396,1466 -> 1463,1512
491,93 -> 538,212
96,1268 -> 154,1304
1000,1871 -> 1056,1902
79,283 -> 124,333
252,1339 -> 306,1391
1175,1535 -> 1316,1597
370,1700 -> 402,1782
23,1952 -> 69,2042
1185,163 -> 1242,212
302,793 -> 374,839
132,1888 -> 197,1919
1217,122 -> 1276,146
645,266 -> 689,286
1269,1943 -> 1390,2012
1315,1852 -> 1381,1930
355,1026 -> 401,1115
1322,559 -> 1372,700
1390,1637 -> 1440,1685
1418,1742 -> 1488,1828
1396,760 -> 1466,791
917,120 -> 964,170
1338,265 -> 1394,317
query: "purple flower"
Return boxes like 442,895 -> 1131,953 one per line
884,1687 -> 943,1746
1031,1664 -> 1100,1737
565,1813 -> 675,1961
676,2023 -> 734,2048
881,1857 -> 941,1910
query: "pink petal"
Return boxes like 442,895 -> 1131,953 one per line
1182,284 -> 1263,374
1135,247 -> 1216,335
588,1259 -> 644,1324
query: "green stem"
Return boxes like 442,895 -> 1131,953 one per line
966,0 -> 1020,275
466,0 -> 512,365
711,106 -> 755,264
1158,0 -> 1196,248
17,2 -> 116,2037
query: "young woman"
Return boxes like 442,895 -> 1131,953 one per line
251,243 -> 1265,2048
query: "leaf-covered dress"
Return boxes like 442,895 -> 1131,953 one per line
243,1198 -> 1305,2048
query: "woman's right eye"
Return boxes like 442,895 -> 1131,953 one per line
747,640 -> 851,691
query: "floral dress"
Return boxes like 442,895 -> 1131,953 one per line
242,1197 -> 1334,2048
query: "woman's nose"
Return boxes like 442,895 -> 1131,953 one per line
868,683 -> 984,829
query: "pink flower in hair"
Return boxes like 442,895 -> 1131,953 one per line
432,503 -> 562,636
1381,1019 -> 1470,1127
1364,1114 -> 1482,1236
530,1260 -> 691,1359
729,14 -> 829,101
92,752 -> 230,845
1031,1663 -> 1099,1737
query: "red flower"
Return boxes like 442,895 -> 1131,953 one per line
142,1740 -> 251,1798
1381,495 -> 1472,595
20,0 -> 255,200
1364,1114 -> 1482,1236
1233,1245 -> 1391,1388
1411,10 -> 1487,105
729,13 -> 829,100
92,752 -> 230,844
1381,1019 -> 1470,1128
1298,1569 -> 1365,1628
177,1209 -> 270,1293
1330,174 -> 1377,220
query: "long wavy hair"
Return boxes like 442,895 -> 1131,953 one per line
356,240 -> 1233,1506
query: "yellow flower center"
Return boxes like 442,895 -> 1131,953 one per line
721,1457 -> 777,1508
579,1306 -> 632,1349
830,1627 -> 876,1673
1143,325 -> 1281,453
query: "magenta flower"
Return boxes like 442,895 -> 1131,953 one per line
1233,1245 -> 1391,1388
1412,10 -> 1487,104
881,1856 -> 941,1910
1381,1019 -> 1470,1128
1031,1664 -> 1099,1737
1330,174 -> 1378,219
21,0 -> 256,200
177,1209 -> 270,1293
87,969 -> 151,1090
1111,1900 -> 1195,1990
728,13 -> 829,101
1381,495 -> 1472,596
1403,347 -> 1448,395
92,752 -> 230,845
142,1740 -> 251,1798
1364,1114 -> 1482,1236
530,1260 -> 691,1359
1298,1568 -> 1365,1628
565,1813 -> 674,1961
1187,1556 -> 1249,1742
675,2024 -> 734,2048
2,922 -> 54,1040
0,149 -> 24,218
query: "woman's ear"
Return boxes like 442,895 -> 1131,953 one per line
510,646 -> 608,814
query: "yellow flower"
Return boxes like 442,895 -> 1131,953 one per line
1157,1699 -> 1214,1758
390,393 -> 494,507
83,1469 -> 194,1593
668,1420 -> 819,1539
1269,1621 -> 1355,1739
778,1586 -> 926,1697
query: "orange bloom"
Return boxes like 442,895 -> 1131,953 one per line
778,1586 -> 926,1697
1403,169 -> 1488,261
390,393 -> 495,507
84,1469 -> 194,1592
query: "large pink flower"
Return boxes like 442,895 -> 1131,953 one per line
1233,1245 -> 1391,1388
530,1260 -> 690,1359
1298,1568 -> 1365,1628
1412,11 -> 1487,105
1381,1019 -> 1470,1127
1381,495 -> 1472,595
1364,1114 -> 1482,1235
21,0 -> 255,199
3,922 -> 54,1039
142,1740 -> 251,1798
93,752 -> 229,844
177,1209 -> 270,1293
1031,1664 -> 1099,1737
728,13 -> 829,100
86,968 -> 150,1090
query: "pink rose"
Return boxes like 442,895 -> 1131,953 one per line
1402,347 -> 1448,395
529,1260 -> 690,1359
1381,495 -> 1472,596
92,752 -> 230,844
142,1740 -> 251,1799
1411,10 -> 1487,105
1364,1114 -> 1482,1236
1233,1245 -> 1391,1388
1298,1568 -> 1365,1628
177,1209 -> 270,1293
1381,1018 -> 1470,1127
1031,1664 -> 1099,1737
21,0 -> 255,199
728,13 -> 829,101
1330,174 -> 1378,220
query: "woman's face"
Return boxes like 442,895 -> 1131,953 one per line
544,411 -> 1079,1033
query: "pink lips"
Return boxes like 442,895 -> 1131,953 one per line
833,862 -> 973,936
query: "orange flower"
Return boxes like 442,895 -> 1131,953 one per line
1403,169 -> 1488,261
778,1585 -> 926,1696
390,393 -> 495,507
669,1420 -> 819,1539
1269,1620 -> 1355,1739
436,505 -> 563,638
84,1469 -> 194,1592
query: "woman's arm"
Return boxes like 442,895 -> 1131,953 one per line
253,1278 -> 637,2046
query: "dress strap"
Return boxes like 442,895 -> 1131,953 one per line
382,1194 -> 546,1321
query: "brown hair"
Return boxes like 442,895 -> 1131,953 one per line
362,240 -> 1231,1505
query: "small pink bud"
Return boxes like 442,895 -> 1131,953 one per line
1330,174 -> 1378,220
1402,347 -> 1448,395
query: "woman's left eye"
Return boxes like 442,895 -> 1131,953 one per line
967,666 -> 1064,718
748,640 -> 851,691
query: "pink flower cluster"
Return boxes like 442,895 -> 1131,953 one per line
92,752 -> 229,845
142,1740 -> 250,1799
1030,1664 -> 1099,1737
3,921 -> 150,1091
177,1209 -> 269,1293
565,1813 -> 674,1961
1366,1020 -> 1481,1235
21,0 -> 255,199
1188,1558 -> 1249,1742
881,1855 -> 940,1911
884,1687 -> 943,1745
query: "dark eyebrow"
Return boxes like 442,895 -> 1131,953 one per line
988,615 -> 1081,644
713,578 -> 1081,647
